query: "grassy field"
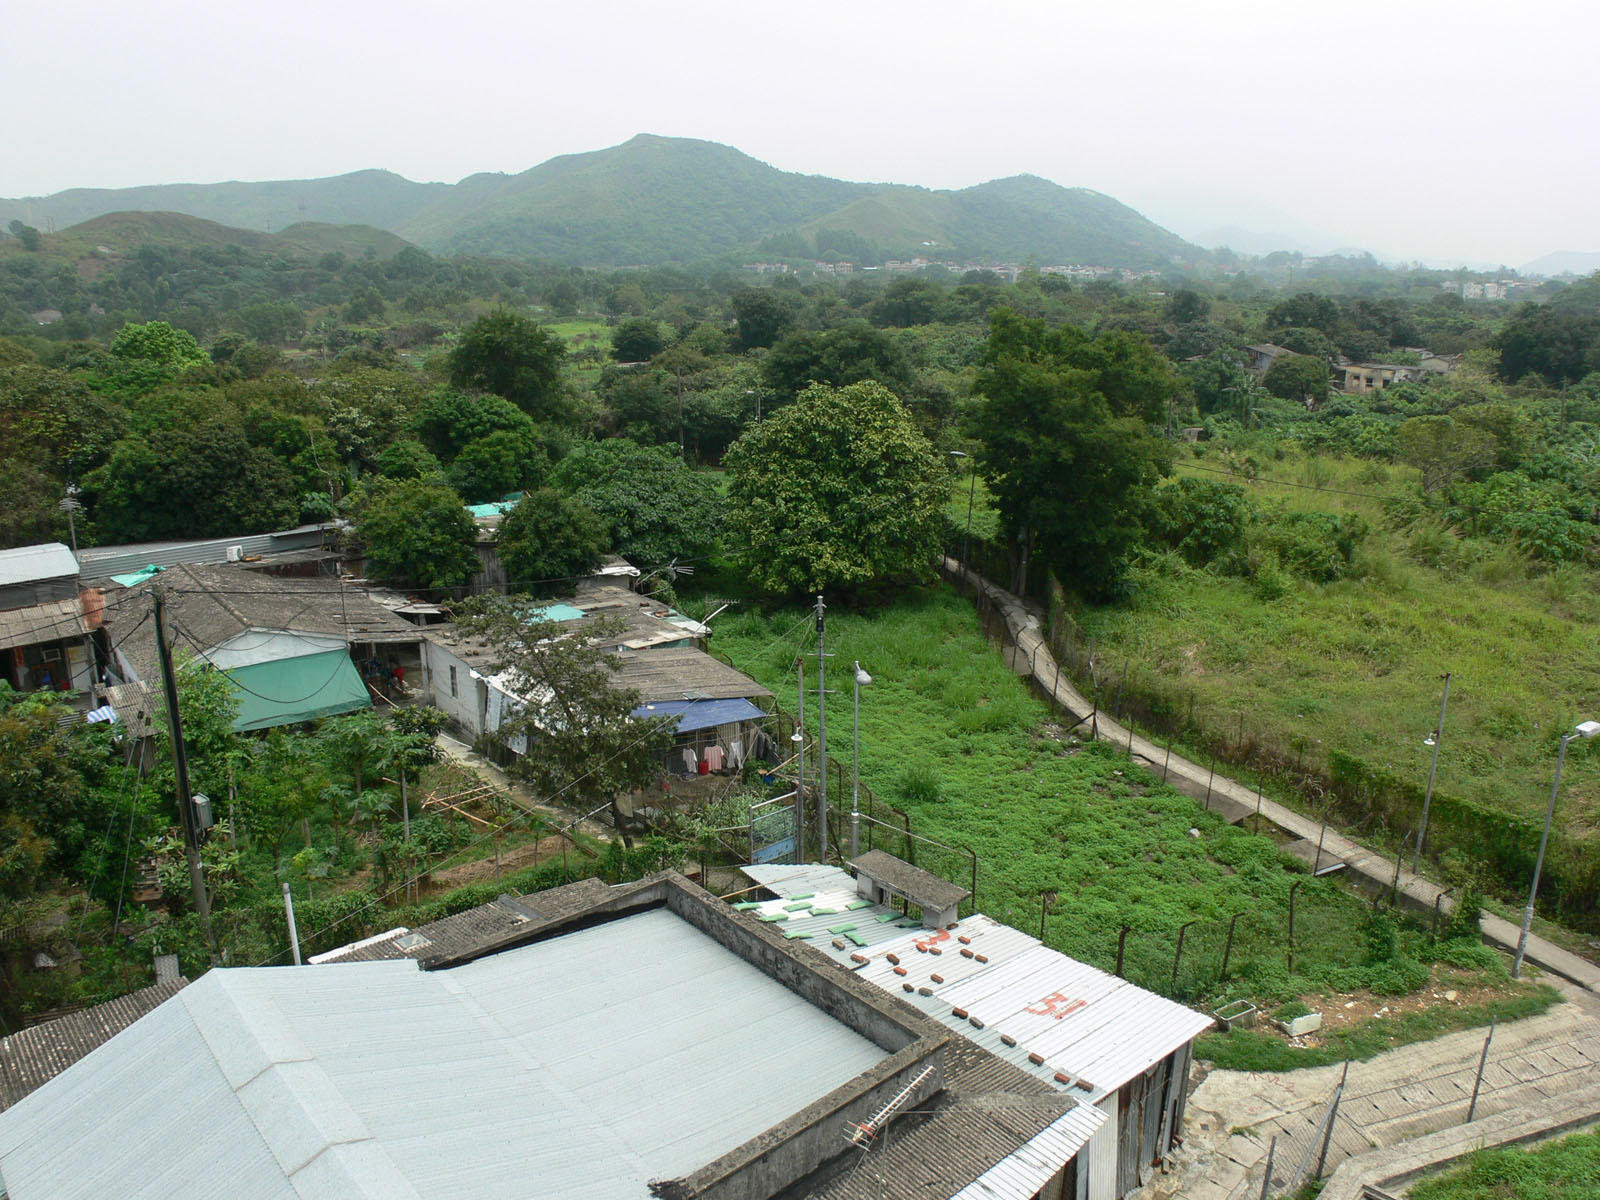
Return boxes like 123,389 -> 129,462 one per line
1032,448 -> 1600,920
709,585 -> 1553,1061
1408,1127 -> 1600,1200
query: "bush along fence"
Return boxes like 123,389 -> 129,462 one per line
960,551 -> 1600,936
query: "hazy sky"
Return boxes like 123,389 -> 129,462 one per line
5,0 -> 1593,266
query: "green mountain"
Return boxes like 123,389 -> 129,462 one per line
0,211 -> 408,279
3,136 -> 1201,268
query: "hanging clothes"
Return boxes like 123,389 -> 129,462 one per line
703,744 -> 726,772
681,746 -> 699,775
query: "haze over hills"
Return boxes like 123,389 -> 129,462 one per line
0,135 -> 1200,270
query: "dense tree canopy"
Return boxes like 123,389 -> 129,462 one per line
494,487 -> 609,588
973,309 -> 1177,599
723,380 -> 948,595
354,477 -> 479,589
448,310 -> 570,422
551,440 -> 722,567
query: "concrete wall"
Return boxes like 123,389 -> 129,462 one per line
423,640 -> 485,739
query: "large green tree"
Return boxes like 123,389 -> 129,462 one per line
448,310 -> 570,422
973,309 -> 1177,599
761,322 -> 916,405
723,380 -> 948,595
494,487 -> 609,588
353,477 -> 479,589
551,439 -> 722,567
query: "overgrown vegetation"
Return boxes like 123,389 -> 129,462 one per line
707,587 -> 1550,1049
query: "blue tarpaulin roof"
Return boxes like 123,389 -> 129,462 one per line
632,698 -> 767,734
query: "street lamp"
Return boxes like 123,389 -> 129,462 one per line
1513,718 -> 1600,978
948,450 -> 975,568
851,661 -> 872,857
1415,672 -> 1452,874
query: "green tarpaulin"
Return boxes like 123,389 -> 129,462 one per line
222,649 -> 371,730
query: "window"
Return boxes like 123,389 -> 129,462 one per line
449,665 -> 458,698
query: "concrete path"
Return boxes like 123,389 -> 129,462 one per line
942,559 -> 1600,995
431,733 -> 615,842
1161,982 -> 1600,1200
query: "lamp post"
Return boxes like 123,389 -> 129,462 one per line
851,661 -> 872,857
1513,719 -> 1600,978
791,728 -> 805,863
1415,672 -> 1451,874
948,450 -> 975,568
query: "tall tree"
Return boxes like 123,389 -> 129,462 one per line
973,309 -> 1177,599
495,488 -> 609,588
551,439 -> 722,567
448,310 -> 570,422
723,380 -> 948,595
353,477 -> 479,589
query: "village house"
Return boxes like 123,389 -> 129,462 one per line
0,542 -> 108,697
422,579 -> 770,779
0,867 -> 1175,1200
741,855 -> 1214,1200
110,563 -> 426,730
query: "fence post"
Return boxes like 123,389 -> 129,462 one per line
1288,881 -> 1303,973
1315,817 -> 1328,875
1390,832 -> 1409,907
1116,925 -> 1130,978
1205,757 -> 1215,810
1163,735 -> 1173,782
1221,912 -> 1241,981
1315,1061 -> 1350,1179
1172,920 -> 1197,994
1466,1017 -> 1496,1123
1259,1135 -> 1277,1200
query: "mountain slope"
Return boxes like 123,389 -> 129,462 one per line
3,137 -> 1201,268
397,134 -> 872,263
0,169 -> 446,237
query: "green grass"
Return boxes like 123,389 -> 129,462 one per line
711,586 -> 1537,1015
1057,448 -> 1600,914
1408,1127 -> 1600,1200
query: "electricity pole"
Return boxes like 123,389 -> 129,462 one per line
815,594 -> 828,863
152,590 -> 215,953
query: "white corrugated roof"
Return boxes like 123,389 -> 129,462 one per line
950,1104 -> 1106,1200
0,543 -> 78,588
0,908 -> 890,1200
742,865 -> 1213,1101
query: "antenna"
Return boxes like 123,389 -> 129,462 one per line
844,1063 -> 936,1148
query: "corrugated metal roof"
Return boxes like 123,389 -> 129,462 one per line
0,543 -> 78,589
77,525 -> 335,582
742,865 -> 1213,1101
0,907 -> 891,1200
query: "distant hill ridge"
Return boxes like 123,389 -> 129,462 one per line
1,134 -> 1200,269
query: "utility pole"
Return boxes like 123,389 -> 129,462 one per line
151,590 -> 215,953
815,594 -> 829,863
795,659 -> 806,861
